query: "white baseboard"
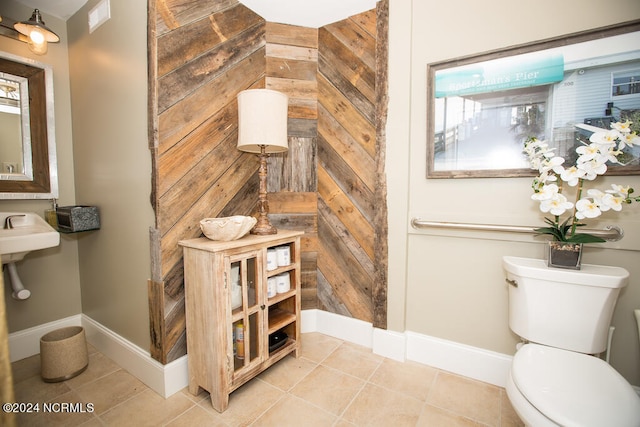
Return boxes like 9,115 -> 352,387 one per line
81,315 -> 188,398
405,332 -> 512,387
304,309 -> 511,387
8,314 -> 82,362
9,310 -> 514,398
8,314 -> 188,398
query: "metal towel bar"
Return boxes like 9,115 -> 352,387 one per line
410,218 -> 624,242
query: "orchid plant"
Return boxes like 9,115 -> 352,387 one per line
524,120 -> 640,243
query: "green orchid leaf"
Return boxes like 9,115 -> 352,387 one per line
565,234 -> 606,243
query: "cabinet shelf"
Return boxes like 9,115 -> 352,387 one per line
266,264 -> 296,277
268,308 -> 296,334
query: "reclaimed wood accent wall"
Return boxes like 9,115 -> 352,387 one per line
264,22 -> 320,311
148,0 -> 388,364
149,0 -> 266,363
317,8 -> 387,326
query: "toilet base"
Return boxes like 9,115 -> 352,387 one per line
506,369 -> 558,427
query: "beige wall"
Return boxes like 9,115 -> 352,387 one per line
0,1 -> 82,332
67,0 -> 153,349
386,0 -> 640,386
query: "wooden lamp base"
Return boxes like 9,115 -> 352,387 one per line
250,146 -> 277,235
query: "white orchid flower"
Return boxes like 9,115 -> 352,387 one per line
618,132 -> 640,150
601,193 -> 624,212
590,129 -> 621,149
556,165 -> 585,186
540,193 -> 573,216
576,143 -> 601,162
607,184 -> 630,197
531,183 -> 559,201
538,156 -> 564,175
586,189 -> 609,212
578,158 -> 607,180
611,120 -> 632,134
602,146 -> 623,164
575,198 -> 602,219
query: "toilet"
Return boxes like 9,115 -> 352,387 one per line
503,256 -> 640,427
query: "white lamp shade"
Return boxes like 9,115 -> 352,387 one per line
237,89 -> 289,153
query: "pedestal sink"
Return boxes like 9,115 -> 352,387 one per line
0,212 -> 60,299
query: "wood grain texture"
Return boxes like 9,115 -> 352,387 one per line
148,0 -> 388,363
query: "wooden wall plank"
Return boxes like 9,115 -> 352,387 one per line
157,101 -> 237,194
318,136 -> 374,222
318,27 -> 375,105
318,104 -> 375,191
158,5 -> 263,78
373,0 -> 389,329
158,48 -> 265,153
317,165 -> 374,260
266,44 -> 318,61
317,74 -> 375,158
321,19 -> 375,70
265,23 -> 318,48
350,10 -> 377,37
266,57 -> 317,81
156,0 -> 239,35
159,21 -> 265,111
158,134 -> 246,233
317,203 -> 373,322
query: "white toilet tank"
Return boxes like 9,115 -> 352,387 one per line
503,256 -> 629,354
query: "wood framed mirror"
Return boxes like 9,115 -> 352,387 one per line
426,20 -> 640,179
0,51 -> 57,198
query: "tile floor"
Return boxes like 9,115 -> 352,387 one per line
11,332 -> 524,426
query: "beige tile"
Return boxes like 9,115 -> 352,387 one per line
300,332 -> 343,362
417,403 -> 484,426
290,364 -> 364,415
65,351 -> 120,389
13,374 -> 72,405
321,342 -> 384,380
74,369 -> 146,415
369,358 -> 438,401
11,354 -> 41,383
178,386 -> 210,404
11,333 -> 518,427
201,378 -> 284,426
427,371 -> 502,427
258,353 -> 318,391
342,382 -> 424,426
254,394 -> 337,427
500,390 -> 525,427
166,405 -> 228,427
15,389 -> 96,427
100,388 -> 195,426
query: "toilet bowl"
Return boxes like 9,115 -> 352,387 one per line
506,344 -> 640,427
502,256 -> 640,427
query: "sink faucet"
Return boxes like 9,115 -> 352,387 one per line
4,215 -> 25,229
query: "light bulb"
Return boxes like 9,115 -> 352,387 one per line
29,28 -> 45,45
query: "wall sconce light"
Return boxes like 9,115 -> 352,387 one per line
237,89 -> 289,235
13,9 -> 59,55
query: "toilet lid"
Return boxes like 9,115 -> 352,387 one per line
512,344 -> 640,427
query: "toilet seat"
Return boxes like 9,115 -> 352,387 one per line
511,344 -> 640,427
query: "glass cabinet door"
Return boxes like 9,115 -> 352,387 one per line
229,254 -> 261,372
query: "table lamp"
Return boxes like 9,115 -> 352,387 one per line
237,89 -> 289,235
